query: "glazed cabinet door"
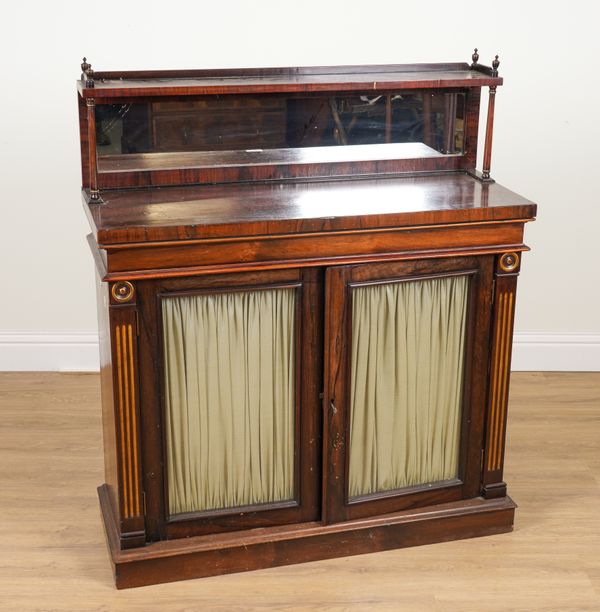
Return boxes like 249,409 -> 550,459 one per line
137,268 -> 323,539
323,256 -> 494,523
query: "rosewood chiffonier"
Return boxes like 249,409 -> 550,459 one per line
77,51 -> 536,588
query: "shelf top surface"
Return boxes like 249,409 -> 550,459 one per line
86,172 -> 536,247
98,143 -> 447,174
79,63 -> 503,98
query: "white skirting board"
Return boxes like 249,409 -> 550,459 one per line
0,332 -> 100,372
0,331 -> 599,372
509,333 -> 600,372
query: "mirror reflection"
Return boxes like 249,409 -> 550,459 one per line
96,91 -> 466,162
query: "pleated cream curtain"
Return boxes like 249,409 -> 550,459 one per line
348,274 -> 469,498
162,288 -> 296,515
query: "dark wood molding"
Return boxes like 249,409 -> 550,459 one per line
99,485 -> 516,589
102,222 -> 530,275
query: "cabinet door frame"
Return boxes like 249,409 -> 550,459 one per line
323,256 -> 494,524
137,267 -> 323,540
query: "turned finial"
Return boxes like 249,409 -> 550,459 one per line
471,48 -> 479,67
492,54 -> 500,77
81,56 -> 95,88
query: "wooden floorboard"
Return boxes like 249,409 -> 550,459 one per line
1,371 -> 599,610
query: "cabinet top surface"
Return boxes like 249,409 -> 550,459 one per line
86,173 -> 536,247
79,62 -> 502,98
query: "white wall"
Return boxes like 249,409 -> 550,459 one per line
0,1 -> 598,371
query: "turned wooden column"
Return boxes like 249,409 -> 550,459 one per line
482,55 -> 500,181
81,58 -> 100,201
85,98 -> 100,201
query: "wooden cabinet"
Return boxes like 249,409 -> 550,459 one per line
79,53 -> 536,588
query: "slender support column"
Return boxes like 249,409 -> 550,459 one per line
482,55 -> 500,181
482,252 -> 520,499
86,97 -> 100,201
481,86 -> 496,180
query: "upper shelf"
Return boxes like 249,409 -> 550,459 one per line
78,62 -> 503,99
78,55 -> 502,194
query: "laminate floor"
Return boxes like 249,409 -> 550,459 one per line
1,372 -> 599,611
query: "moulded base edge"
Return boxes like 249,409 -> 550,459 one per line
97,484 -> 516,589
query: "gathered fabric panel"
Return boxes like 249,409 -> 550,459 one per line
348,274 -> 469,498
162,288 -> 296,515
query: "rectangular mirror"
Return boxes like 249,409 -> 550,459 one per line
95,91 -> 466,173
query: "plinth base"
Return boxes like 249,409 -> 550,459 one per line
98,484 -> 516,589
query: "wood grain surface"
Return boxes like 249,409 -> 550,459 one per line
78,63 -> 503,99
98,143 -> 445,173
1,372 -> 599,609
86,173 -> 536,246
